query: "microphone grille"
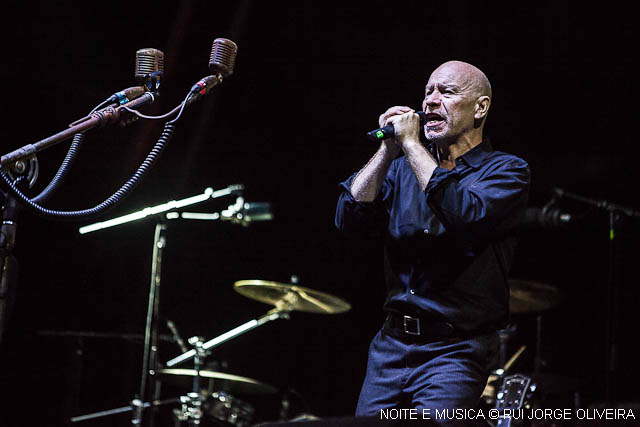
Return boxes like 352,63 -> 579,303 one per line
209,38 -> 237,78
135,48 -> 165,81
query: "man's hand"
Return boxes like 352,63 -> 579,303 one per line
386,110 -> 421,149
378,106 -> 413,155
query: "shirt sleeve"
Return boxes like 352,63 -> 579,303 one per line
424,158 -> 530,237
335,162 -> 396,238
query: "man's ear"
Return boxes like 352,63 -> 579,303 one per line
475,96 -> 491,120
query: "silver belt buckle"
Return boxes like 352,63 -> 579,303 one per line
403,315 -> 420,335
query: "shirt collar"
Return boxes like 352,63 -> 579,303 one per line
427,138 -> 493,169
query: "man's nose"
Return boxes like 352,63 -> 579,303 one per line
423,93 -> 441,108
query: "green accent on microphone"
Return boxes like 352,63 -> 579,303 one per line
376,130 -> 384,139
610,229 -> 614,240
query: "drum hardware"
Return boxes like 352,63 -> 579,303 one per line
169,336 -> 211,426
159,279 -> 350,424
159,369 -> 275,427
70,397 -> 181,423
165,308 -> 291,368
497,323 -> 518,369
165,279 -> 351,368
509,279 -> 565,379
73,184 -> 247,426
483,278 -> 587,416
483,278 -> 563,406
172,393 -> 203,425
70,195 -> 349,425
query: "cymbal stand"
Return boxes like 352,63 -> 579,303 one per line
172,337 -> 209,426
554,188 -> 640,406
70,397 -> 181,423
534,314 -> 544,376
166,307 -> 291,368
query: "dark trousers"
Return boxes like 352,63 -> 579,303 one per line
356,327 -> 498,425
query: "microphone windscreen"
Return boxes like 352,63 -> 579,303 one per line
135,48 -> 165,82
209,38 -> 238,78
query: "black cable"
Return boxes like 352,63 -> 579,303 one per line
30,133 -> 85,204
0,123 -> 175,221
29,98 -> 110,204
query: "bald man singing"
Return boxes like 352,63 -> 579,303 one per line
335,61 -> 530,421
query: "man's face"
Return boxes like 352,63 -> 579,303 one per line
421,65 -> 478,144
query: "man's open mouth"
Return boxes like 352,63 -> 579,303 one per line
424,112 -> 445,127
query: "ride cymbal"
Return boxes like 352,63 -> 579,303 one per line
233,280 -> 351,314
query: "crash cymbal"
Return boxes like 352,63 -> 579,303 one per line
233,280 -> 351,314
509,279 -> 563,314
157,368 -> 277,395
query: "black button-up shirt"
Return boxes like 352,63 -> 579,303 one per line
335,140 -> 530,332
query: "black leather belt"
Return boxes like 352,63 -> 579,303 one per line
384,312 -> 457,340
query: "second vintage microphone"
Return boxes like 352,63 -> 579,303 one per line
187,38 -> 238,101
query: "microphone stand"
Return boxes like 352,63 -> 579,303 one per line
554,188 -> 640,407
0,193 -> 18,345
1,92 -> 155,172
78,185 -> 243,426
0,91 -> 157,345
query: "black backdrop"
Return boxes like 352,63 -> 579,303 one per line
1,2 -> 638,426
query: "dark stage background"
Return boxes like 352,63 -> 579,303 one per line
1,2 -> 638,426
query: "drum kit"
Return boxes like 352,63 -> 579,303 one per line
70,279 -> 351,426
68,276 -> 573,426
483,279 -> 583,425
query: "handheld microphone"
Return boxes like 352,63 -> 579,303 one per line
135,48 -> 164,92
367,111 -> 427,141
